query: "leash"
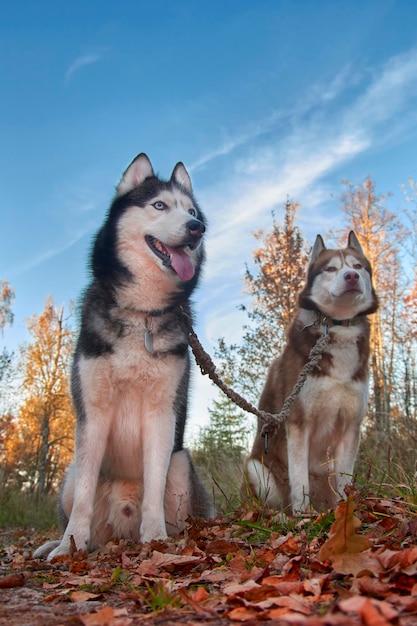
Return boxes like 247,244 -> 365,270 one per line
181,309 -> 331,454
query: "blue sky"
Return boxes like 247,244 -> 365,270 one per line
1,1 -> 417,436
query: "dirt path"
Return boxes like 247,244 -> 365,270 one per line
1,494 -> 417,625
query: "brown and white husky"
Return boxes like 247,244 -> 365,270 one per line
244,231 -> 378,514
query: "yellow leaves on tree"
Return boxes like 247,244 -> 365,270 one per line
7,297 -> 76,494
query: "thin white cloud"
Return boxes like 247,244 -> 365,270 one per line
188,65 -> 362,175
65,53 -> 101,84
200,48 -> 417,282
344,48 -> 417,136
7,224 -> 93,278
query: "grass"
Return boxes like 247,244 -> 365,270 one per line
232,504 -> 336,545
0,488 -> 59,529
144,581 -> 182,612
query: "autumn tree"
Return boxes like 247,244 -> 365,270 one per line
336,177 -> 407,442
7,297 -> 76,495
215,201 -> 309,406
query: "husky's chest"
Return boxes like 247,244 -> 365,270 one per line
298,326 -> 368,428
106,314 -> 188,403
76,315 -> 188,480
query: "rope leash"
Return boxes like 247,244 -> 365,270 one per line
181,310 -> 331,453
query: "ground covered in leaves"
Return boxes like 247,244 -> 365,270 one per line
1,490 -> 417,625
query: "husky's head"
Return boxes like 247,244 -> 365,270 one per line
92,153 -> 206,306
298,231 -> 378,320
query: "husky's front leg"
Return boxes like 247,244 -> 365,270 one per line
333,427 -> 361,501
47,412 -> 110,560
140,407 -> 176,542
286,421 -> 310,513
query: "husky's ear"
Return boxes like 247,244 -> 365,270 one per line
347,231 -> 364,254
171,162 -> 192,193
116,153 -> 154,197
310,234 -> 326,265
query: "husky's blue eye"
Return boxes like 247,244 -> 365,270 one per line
188,208 -> 196,216
152,201 -> 167,210
325,266 -> 337,273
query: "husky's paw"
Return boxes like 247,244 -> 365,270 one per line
46,531 -> 89,561
33,540 -> 61,560
140,519 -> 167,543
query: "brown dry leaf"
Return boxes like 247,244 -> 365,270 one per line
79,605 -> 116,626
70,559 -> 91,574
200,567 -> 238,583
271,532 -> 301,555
70,589 -> 102,602
317,495 -> 372,562
257,594 -> 313,615
150,549 -> 203,568
205,539 -> 241,554
136,558 -> 158,576
302,575 -> 327,596
329,550 -> 382,576
177,587 -> 216,617
376,545 -> 417,572
339,596 -> 398,624
223,579 -> 262,596
227,606 -> 260,621
357,576 -> 392,598
0,572 -> 28,588
189,586 -> 210,602
226,554 -> 248,578
359,597 -> 398,626
254,578 -> 305,596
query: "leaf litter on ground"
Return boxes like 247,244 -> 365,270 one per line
1,488 -> 417,625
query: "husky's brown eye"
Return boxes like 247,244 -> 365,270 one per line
325,266 -> 337,273
152,201 -> 167,210
353,263 -> 362,269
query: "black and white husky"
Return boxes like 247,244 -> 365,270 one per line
35,153 -> 214,560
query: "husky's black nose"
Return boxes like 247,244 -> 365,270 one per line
187,219 -> 205,238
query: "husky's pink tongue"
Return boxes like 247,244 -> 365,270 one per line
166,246 -> 195,281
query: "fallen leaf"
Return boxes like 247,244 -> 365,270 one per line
251,579 -> 305,597
377,545 -> 417,572
339,596 -> 398,623
359,597 -> 398,625
317,496 -> 372,562
150,550 -> 203,568
0,572 -> 28,588
70,589 -> 102,602
227,606 -> 260,621
223,579 -> 262,596
257,595 -> 313,615
79,605 -> 116,626
329,551 -> 382,576
190,586 -> 210,602
205,539 -> 241,554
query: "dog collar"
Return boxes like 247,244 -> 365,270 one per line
314,310 -> 362,328
144,304 -> 177,317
